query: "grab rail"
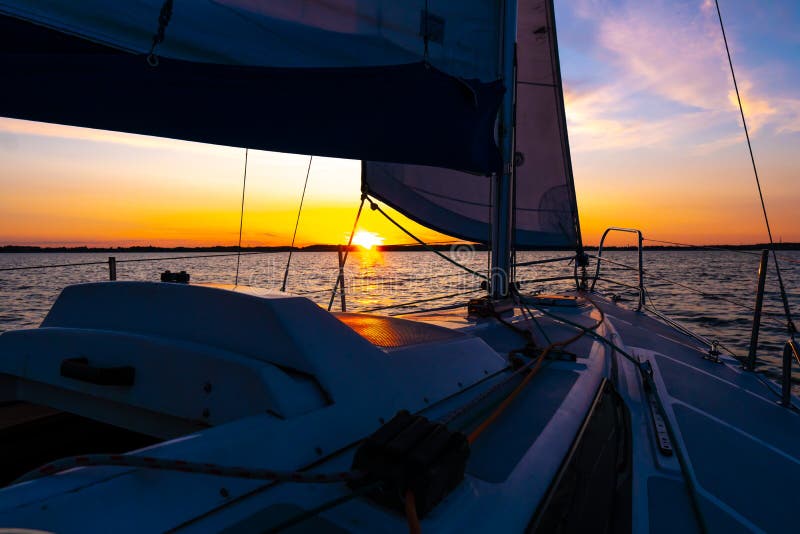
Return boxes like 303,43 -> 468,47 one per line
590,227 -> 644,310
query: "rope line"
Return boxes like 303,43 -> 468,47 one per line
642,288 -> 743,360
281,156 -> 312,292
642,238 -> 761,256
367,197 -> 488,280
297,271 -> 471,296
714,0 -> 796,339
234,148 -> 249,286
0,252 -> 284,272
527,294 -> 709,531
466,297 -> 599,444
513,255 -> 576,268
0,260 -> 113,271
405,489 -> 422,534
14,453 -> 364,486
517,295 -> 553,345
266,481 -> 383,534
359,288 -> 482,314
587,253 -> 789,326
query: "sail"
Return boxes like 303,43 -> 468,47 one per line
0,1 -> 503,173
363,0 -> 582,248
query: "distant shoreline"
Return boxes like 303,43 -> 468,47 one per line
2,243 -> 799,253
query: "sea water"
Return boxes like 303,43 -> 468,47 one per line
1,249 -> 798,387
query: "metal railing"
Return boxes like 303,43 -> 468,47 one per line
588,225 -> 799,408
590,227 -> 644,310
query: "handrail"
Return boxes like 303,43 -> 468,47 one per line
780,339 -> 800,407
590,227 -> 644,310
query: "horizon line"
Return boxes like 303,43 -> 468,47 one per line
2,242 -> 800,252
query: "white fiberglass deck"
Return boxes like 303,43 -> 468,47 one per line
0,282 -> 797,532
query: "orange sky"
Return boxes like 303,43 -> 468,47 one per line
0,114 -> 796,248
0,1 -> 798,248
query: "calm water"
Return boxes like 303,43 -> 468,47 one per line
1,249 -> 798,385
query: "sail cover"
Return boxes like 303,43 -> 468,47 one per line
0,0 -> 503,173
363,0 -> 582,248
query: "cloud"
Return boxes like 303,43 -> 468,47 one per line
771,97 -> 800,134
0,117 -> 228,154
562,0 -> 800,152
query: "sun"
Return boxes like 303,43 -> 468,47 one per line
351,230 -> 384,250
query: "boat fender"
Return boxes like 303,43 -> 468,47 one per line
349,410 -> 469,518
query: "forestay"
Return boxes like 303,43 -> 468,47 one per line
363,0 -> 582,248
0,0 -> 503,172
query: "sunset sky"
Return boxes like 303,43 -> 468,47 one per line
0,0 -> 798,248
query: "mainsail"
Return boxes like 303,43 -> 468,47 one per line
0,0 -> 503,173
363,0 -> 582,249
0,0 -> 581,250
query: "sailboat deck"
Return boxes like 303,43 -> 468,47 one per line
0,286 -> 797,532
593,297 -> 800,533
405,296 -> 800,532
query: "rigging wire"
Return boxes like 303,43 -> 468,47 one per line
642,237 -> 761,256
281,156 -> 313,292
526,295 -> 709,533
0,251 -> 281,272
297,271 -> 470,296
360,288 -> 482,314
327,197 -> 366,311
465,299 -> 598,444
585,253 -> 789,326
366,196 -> 488,280
714,0 -> 796,339
234,148 -> 249,286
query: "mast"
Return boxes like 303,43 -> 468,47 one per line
490,0 -> 517,299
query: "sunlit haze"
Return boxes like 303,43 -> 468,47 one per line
1,0 -> 798,248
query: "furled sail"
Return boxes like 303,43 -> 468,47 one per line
363,0 -> 582,248
0,0 -> 503,173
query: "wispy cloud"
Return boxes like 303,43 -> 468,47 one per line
0,117 -> 227,154
562,0 -> 800,152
